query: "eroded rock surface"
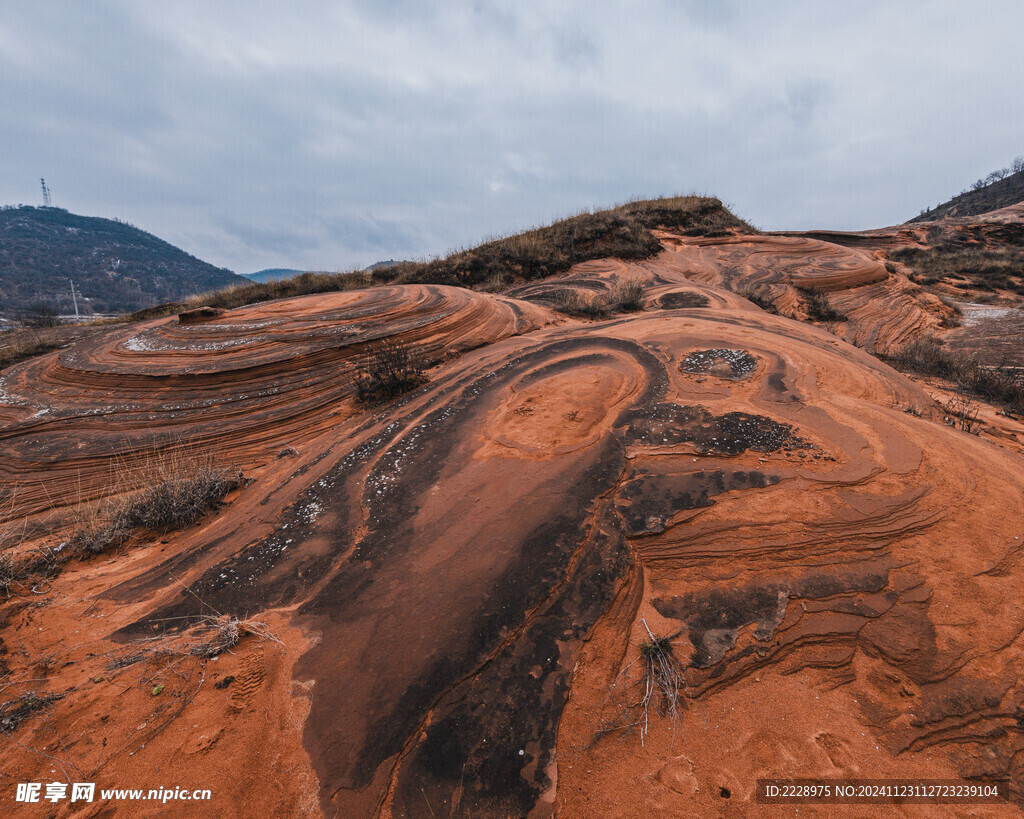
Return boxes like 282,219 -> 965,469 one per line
2,236 -> 1024,816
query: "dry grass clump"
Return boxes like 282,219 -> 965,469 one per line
595,620 -> 687,746
608,279 -> 646,311
0,552 -> 14,596
0,326 -> 65,370
353,339 -> 427,402
637,625 -> 686,738
891,244 -> 1024,296
0,447 -> 243,598
116,469 -> 242,533
105,614 -> 282,670
550,278 -> 647,319
186,615 -> 281,659
550,289 -> 613,319
70,468 -> 242,555
883,336 -> 1024,415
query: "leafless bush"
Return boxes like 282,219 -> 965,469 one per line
798,286 -> 847,322
943,394 -> 980,433
354,339 -> 427,402
883,337 -> 1024,415
738,286 -> 780,314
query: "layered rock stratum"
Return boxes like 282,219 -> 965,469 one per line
2,221 -> 1024,816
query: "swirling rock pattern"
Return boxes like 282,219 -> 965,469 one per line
0,285 -> 552,517
3,249 -> 1024,816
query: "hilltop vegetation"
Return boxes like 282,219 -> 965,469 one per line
0,206 -> 244,316
135,196 -> 752,318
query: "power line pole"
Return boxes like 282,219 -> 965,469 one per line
40,178 -> 52,207
69,279 -> 80,321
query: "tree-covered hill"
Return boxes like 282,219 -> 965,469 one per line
0,206 -> 245,316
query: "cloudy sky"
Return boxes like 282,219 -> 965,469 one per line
2,1 -> 1023,274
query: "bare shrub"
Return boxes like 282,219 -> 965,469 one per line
19,305 -> 61,328
882,337 -> 1024,416
798,286 -> 847,322
353,339 -> 427,402
549,279 -> 646,319
738,286 -> 780,314
943,394 -> 980,433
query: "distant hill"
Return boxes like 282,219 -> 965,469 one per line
911,168 -> 1024,223
0,206 -> 245,316
243,268 -> 305,283
365,259 -> 403,272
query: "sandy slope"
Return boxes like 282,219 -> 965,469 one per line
2,234 -> 1024,817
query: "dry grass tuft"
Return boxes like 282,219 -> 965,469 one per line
550,278 -> 647,319
105,613 -> 282,671
594,619 -> 688,746
70,466 -> 242,556
0,691 -> 63,733
0,552 -> 14,596
187,615 -> 281,658
0,443 -> 245,599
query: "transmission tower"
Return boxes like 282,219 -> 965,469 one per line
40,178 -> 52,207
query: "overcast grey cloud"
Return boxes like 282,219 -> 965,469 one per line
2,1 -> 1023,273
